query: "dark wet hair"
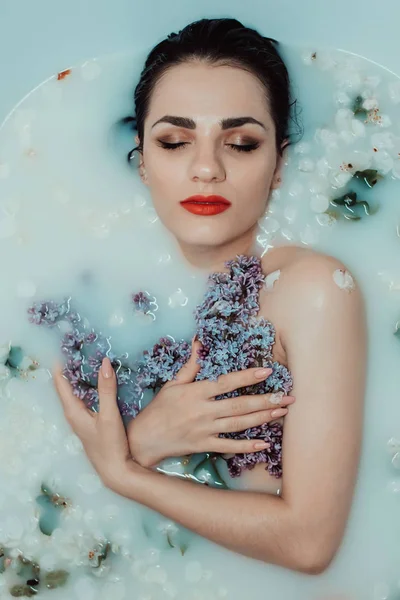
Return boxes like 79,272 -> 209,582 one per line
126,17 -> 299,162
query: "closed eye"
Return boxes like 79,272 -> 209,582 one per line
157,141 -> 260,153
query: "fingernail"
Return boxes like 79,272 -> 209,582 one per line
255,368 -> 272,379
101,357 -> 113,379
271,408 -> 288,418
254,441 -> 270,450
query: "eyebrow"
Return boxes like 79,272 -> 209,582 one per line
151,115 -> 267,131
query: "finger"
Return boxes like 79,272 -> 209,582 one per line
165,336 -> 202,388
53,363 -> 91,423
202,367 -> 273,398
97,357 -> 120,419
213,393 -> 295,418
215,408 -> 288,434
210,437 -> 272,455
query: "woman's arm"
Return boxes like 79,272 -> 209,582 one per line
112,254 -> 366,573
55,253 -> 366,574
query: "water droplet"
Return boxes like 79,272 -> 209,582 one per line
351,119 -> 365,138
264,270 -> 281,291
281,228 -> 294,241
335,91 -> 351,106
185,561 -> 203,583
168,288 -> 188,309
333,269 -> 356,292
380,114 -> 392,128
17,280 -> 37,298
387,437 -> 400,456
144,207 -> 158,225
77,473 -> 102,494
163,582 -> 177,598
330,170 -> 352,189
81,60 -> 102,81
288,182 -> 304,197
0,364 -> 11,381
310,194 -> 330,213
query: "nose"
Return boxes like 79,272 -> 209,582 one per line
189,143 -> 226,184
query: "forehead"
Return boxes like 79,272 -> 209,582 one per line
148,62 -> 272,122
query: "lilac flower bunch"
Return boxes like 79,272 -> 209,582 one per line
28,299 -> 140,418
132,291 -> 158,318
136,256 -> 293,478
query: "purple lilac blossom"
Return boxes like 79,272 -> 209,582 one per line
132,291 -> 157,316
138,255 -> 293,479
28,299 -> 140,418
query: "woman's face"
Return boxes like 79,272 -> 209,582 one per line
137,61 -> 283,249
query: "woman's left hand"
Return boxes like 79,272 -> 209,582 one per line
53,357 -> 133,492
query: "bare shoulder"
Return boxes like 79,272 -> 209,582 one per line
260,246 -> 365,329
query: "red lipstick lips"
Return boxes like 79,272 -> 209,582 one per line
180,195 -> 231,216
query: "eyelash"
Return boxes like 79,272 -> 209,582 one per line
157,141 -> 260,153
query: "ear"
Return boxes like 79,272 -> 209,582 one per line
271,141 -> 288,189
135,135 -> 148,185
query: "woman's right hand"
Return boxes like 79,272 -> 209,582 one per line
127,339 -> 295,468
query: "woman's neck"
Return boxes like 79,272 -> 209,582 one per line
178,226 -> 260,273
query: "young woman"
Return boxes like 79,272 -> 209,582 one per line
54,17 -> 366,574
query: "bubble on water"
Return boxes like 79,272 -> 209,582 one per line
109,310 -> 124,327
65,433 -> 84,455
316,157 -> 330,176
373,151 -> 393,174
335,108 -> 353,131
294,142 -> 311,155
339,130 -> 354,145
330,170 -> 353,189
39,553 -> 56,571
373,582 -> 390,600
335,90 -> 352,106
101,582 -> 125,600
300,225 -> 319,246
0,365 -> 10,381
392,161 -> 400,179
310,194 -> 330,213
168,288 -> 188,308
217,587 -> 228,598
392,452 -> 400,470
74,576 -> 96,600
185,561 -> 203,583
101,504 -> 120,520
380,115 -> 392,128
157,253 -> 171,265
16,280 -> 37,298
264,270 -> 281,291
145,207 -> 159,225
283,206 -> 297,223
0,216 -> 17,239
298,158 -> 314,172
351,119 -> 366,138
261,217 -> 280,234
4,516 -> 24,541
363,97 -> 379,112
57,319 -> 73,335
163,582 -> 178,598
316,128 -> 338,149
288,182 -> 304,197
387,438 -> 400,456
388,80 -> 400,104
145,565 -> 167,585
144,547 -> 160,564
0,341 -> 10,361
281,228 -> 294,241
0,162 -> 10,179
77,473 -> 102,494
81,60 -> 102,81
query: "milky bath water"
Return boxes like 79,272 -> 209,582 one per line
1,46 -> 400,599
